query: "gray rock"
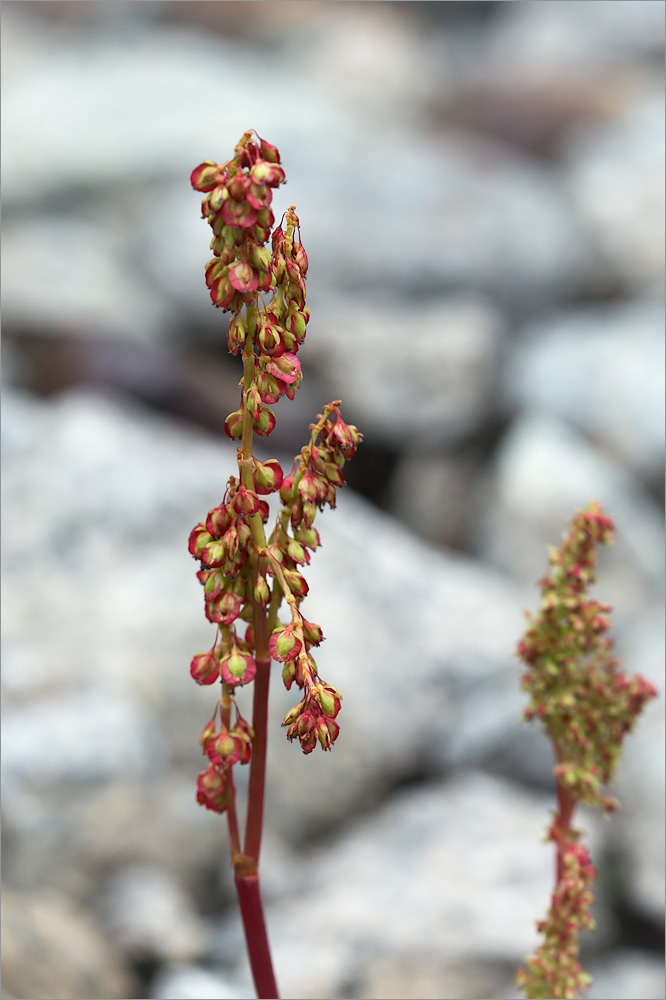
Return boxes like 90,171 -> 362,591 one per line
2,213 -> 172,341
306,294 -> 503,449
504,299 -> 665,480
474,412 -> 665,628
387,452 -> 479,549
101,863 -> 208,964
1,888 -> 136,1000
610,609 -> 665,923
489,1 -> 666,71
585,950 -> 666,1000
565,88 -> 665,291
150,964 -> 252,1000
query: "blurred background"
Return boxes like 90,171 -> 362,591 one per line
2,2 -> 664,998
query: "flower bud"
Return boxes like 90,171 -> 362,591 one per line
188,522 -> 213,559
196,766 -> 228,812
315,715 -> 340,750
222,199 -> 259,229
251,458 -> 284,495
258,138 -> 281,164
266,353 -> 301,385
224,408 -> 244,440
206,590 -> 242,625
269,622 -> 303,662
191,161 -> 224,192
220,644 -> 257,686
312,682 -> 342,719
190,651 -> 220,686
227,316 -> 246,354
199,718 -> 217,750
254,573 -> 270,608
205,504 -> 235,538
228,260 -> 259,293
253,406 -> 276,437
231,486 -> 261,516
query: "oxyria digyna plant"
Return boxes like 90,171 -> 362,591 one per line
516,502 -> 656,1000
187,131 -> 360,999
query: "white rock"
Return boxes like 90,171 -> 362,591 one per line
504,299 -> 665,479
151,963 -> 252,1000
101,864 -> 207,964
475,412 -> 665,626
307,295 -> 503,448
565,90 -> 665,290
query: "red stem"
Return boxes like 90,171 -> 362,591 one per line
235,873 -> 280,999
244,652 -> 271,862
232,594 -> 278,997
554,742 -> 577,883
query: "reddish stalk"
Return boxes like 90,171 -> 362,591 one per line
235,873 -> 279,999
553,743 -> 577,882
232,595 -> 278,997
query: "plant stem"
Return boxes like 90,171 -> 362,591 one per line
235,872 -> 280,999
245,601 -> 271,863
554,743 -> 577,882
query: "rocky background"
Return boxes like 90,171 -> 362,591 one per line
2,2 -> 664,999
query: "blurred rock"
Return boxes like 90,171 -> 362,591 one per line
504,299 -> 665,481
565,89 -> 665,292
474,412 -> 665,627
100,863 -> 208,964
611,609 -> 666,923
585,950 -> 666,1000
358,955 -> 513,1000
2,213 -> 172,341
308,294 -> 503,449
150,963 -> 252,1000
488,1 -> 666,71
387,452 -> 480,549
1,888 -> 135,1000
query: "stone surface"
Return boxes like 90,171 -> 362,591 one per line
307,294 -> 503,449
565,88 -> 665,291
474,412 -> 665,627
1,889 -> 135,1000
610,608 -> 666,923
150,963 -> 252,1000
100,863 -> 208,964
504,299 -> 665,480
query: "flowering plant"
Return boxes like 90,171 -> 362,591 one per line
188,130 -> 360,999
516,502 -> 656,1000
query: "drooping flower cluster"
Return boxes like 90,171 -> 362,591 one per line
268,403 -> 360,751
516,502 -> 656,999
196,703 -> 254,813
188,132 -> 361,811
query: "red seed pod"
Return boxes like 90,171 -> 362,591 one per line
258,137 -> 281,164
224,408 -> 244,440
196,766 -> 228,812
220,644 -> 257,686
251,458 -> 284,495
253,406 -> 276,437
205,504 -> 235,538
191,161 -> 224,192
190,651 -> 220,686
268,622 -> 303,662
188,522 -> 213,559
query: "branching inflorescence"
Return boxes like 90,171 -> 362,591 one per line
516,502 -> 656,1000
187,130 -> 360,999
